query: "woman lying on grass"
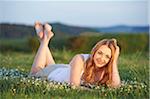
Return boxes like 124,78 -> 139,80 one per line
29,21 -> 121,88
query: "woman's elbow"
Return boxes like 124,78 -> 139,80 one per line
110,81 -> 121,88
70,80 -> 80,87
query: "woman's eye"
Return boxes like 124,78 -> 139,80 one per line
98,51 -> 102,55
106,55 -> 110,59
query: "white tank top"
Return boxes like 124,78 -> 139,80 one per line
47,54 -> 90,83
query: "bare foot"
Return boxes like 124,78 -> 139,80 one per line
44,23 -> 54,41
34,21 -> 44,40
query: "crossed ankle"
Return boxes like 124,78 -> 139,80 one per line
40,40 -> 50,46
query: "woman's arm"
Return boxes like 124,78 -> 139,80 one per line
110,61 -> 121,88
110,45 -> 121,88
69,54 -> 84,86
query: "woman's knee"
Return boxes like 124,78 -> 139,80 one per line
30,66 -> 42,75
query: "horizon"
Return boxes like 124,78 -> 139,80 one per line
0,22 -> 149,28
0,0 -> 148,27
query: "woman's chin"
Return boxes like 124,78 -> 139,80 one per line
94,60 -> 105,68
95,63 -> 105,68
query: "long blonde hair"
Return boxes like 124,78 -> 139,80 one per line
81,39 -> 117,86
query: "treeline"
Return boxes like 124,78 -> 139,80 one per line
0,33 -> 149,54
51,33 -> 149,53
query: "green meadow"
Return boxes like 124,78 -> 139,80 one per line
0,33 -> 149,98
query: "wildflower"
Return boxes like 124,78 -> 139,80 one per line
27,79 -> 30,83
95,86 -> 100,89
71,85 -> 77,89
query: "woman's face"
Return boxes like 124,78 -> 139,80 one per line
93,45 -> 111,68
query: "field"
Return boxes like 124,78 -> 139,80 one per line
0,49 -> 149,99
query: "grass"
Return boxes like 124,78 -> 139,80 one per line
0,50 -> 149,99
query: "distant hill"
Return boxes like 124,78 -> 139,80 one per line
0,23 -> 98,39
0,23 -> 149,39
51,22 -> 98,36
95,25 -> 149,33
0,23 -> 35,39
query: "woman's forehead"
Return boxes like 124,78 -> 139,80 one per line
97,45 -> 111,55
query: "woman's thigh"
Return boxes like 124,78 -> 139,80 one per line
31,64 -> 69,78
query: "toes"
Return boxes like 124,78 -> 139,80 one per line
44,23 -> 54,39
34,21 -> 44,39
35,22 -> 43,32
35,21 -> 43,29
35,21 -> 41,26
44,23 -> 52,32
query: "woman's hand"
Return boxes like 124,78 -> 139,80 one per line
112,39 -> 120,64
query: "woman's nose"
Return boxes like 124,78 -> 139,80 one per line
100,55 -> 105,62
101,54 -> 104,59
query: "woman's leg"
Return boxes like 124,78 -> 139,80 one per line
31,41 -> 48,74
30,22 -> 55,74
46,46 -> 55,66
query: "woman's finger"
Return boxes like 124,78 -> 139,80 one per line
112,38 -> 117,47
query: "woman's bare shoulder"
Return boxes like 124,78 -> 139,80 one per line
72,54 -> 85,63
73,54 -> 90,62
69,54 -> 85,69
73,54 -> 88,69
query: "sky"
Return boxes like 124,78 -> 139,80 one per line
0,0 -> 149,27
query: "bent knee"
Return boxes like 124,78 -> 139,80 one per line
30,66 -> 42,75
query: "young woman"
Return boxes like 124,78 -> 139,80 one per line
30,21 -> 121,88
